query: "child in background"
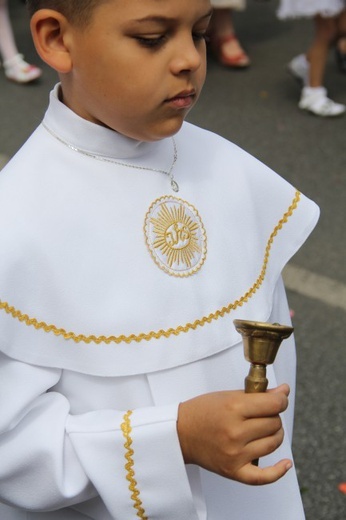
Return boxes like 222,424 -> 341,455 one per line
0,0 -> 41,83
209,0 -> 250,68
278,1 -> 346,116
0,1 -> 319,519
336,35 -> 346,71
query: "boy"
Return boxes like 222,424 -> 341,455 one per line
0,1 -> 319,519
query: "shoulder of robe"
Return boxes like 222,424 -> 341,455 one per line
0,121 -> 319,376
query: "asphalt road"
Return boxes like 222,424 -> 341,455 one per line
0,1 -> 345,519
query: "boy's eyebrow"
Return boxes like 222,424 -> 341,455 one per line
132,9 -> 214,25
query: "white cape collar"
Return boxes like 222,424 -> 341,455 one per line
43,84 -> 171,165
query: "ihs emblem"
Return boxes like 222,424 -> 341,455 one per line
144,196 -> 207,277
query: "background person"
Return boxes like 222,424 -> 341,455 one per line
0,0 -> 41,83
278,0 -> 346,116
209,0 -> 250,67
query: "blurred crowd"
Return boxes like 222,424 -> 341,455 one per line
208,0 -> 346,117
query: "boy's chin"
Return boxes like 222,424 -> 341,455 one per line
103,112 -> 188,142
140,117 -> 186,142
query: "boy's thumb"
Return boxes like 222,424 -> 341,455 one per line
268,383 -> 290,396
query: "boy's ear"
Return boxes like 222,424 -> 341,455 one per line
30,9 -> 73,73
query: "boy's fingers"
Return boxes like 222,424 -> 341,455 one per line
246,428 -> 285,460
267,383 -> 290,396
237,459 -> 293,486
245,416 -> 283,444
242,391 -> 289,419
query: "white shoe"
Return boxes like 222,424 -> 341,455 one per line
299,86 -> 345,117
288,54 -> 309,86
3,53 -> 42,84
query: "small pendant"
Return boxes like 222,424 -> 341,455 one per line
171,179 -> 179,192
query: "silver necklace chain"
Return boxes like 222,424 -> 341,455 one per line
42,122 -> 179,192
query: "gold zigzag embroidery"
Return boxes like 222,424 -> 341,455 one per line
0,191 -> 301,345
121,411 -> 148,520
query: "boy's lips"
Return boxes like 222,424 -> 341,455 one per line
165,90 -> 196,109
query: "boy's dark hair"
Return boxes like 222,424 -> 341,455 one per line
26,0 -> 102,26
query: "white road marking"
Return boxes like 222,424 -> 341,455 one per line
283,264 -> 346,312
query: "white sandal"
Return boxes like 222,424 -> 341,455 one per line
299,87 -> 345,117
3,53 -> 42,84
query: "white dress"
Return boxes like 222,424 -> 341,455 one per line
278,0 -> 346,19
0,85 -> 319,519
211,0 -> 246,11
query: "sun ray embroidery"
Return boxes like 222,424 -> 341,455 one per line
144,196 -> 207,276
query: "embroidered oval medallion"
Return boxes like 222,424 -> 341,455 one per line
144,196 -> 207,277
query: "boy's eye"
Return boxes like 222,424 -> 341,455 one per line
134,31 -> 208,49
193,32 -> 208,43
135,35 -> 166,48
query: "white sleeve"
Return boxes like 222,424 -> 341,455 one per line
0,352 -> 94,510
269,275 -> 297,442
0,352 -> 199,519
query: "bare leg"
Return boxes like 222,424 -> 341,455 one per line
336,8 -> 346,39
0,0 -> 42,83
287,13 -> 344,115
337,36 -> 346,53
306,15 -> 338,87
209,9 -> 250,68
335,9 -> 346,71
335,9 -> 346,69
0,0 -> 19,62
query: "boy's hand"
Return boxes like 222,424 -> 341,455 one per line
177,384 -> 292,485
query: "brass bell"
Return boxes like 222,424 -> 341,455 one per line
233,319 -> 294,393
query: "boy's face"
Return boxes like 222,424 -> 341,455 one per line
62,0 -> 212,142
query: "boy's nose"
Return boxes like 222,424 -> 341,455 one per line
170,36 -> 204,74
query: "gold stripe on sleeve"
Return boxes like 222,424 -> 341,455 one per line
121,411 -> 148,520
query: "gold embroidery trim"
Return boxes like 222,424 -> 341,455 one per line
121,411 -> 148,520
0,191 -> 301,345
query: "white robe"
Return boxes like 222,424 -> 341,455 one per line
0,85 -> 319,519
